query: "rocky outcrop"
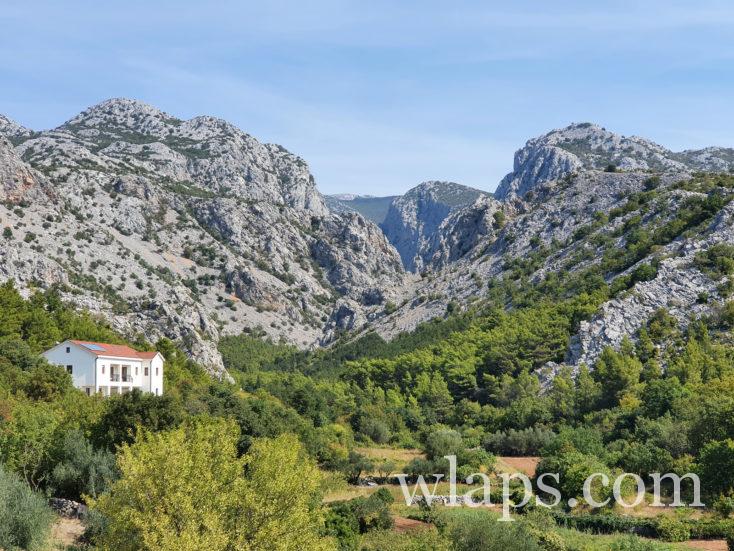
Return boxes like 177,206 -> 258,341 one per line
569,201 -> 734,367
422,195 -> 506,269
0,138 -> 42,203
380,181 -> 491,272
495,122 -> 734,200
0,115 -> 34,144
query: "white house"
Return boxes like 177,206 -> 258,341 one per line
43,340 -> 164,397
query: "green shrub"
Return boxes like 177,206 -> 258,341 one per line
714,494 -> 734,518
610,535 -> 672,550
535,530 -> 566,551
655,516 -> 690,542
359,528 -> 450,551
695,243 -> 734,279
0,466 -> 54,551
51,429 -> 117,500
446,510 -> 541,551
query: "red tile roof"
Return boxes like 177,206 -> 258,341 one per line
69,340 -> 160,360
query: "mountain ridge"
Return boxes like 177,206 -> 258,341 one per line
3,100 -> 734,382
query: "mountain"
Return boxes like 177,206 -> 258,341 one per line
379,181 -> 492,272
495,122 -> 734,200
3,106 -> 734,383
325,194 -> 397,224
0,99 -> 406,376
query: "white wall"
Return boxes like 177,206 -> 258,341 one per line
150,355 -> 164,396
43,342 -> 95,388
96,356 -> 143,389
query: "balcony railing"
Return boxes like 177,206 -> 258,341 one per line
110,374 -> 120,382
122,375 -> 133,383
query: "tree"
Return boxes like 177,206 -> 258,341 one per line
376,458 -> 396,481
236,432 -> 336,550
23,363 -> 74,401
592,343 -> 642,407
91,419 -> 335,551
338,451 -> 374,484
0,400 -> 61,490
51,429 -> 117,500
698,439 -> 734,497
91,388 -> 182,450
424,428 -> 463,460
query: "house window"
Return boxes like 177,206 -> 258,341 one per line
66,365 -> 73,374
155,388 -> 159,395
66,347 -> 70,353
135,366 -> 139,375
102,365 -> 105,374
156,368 -> 159,376
144,367 -> 149,376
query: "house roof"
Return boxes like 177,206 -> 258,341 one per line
69,340 -> 161,360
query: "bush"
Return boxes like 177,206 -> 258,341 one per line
656,516 -> 690,542
51,429 -> 117,500
449,511 -> 542,551
727,531 -> 734,551
714,494 -> 734,518
610,536 -> 671,550
536,531 -> 566,551
0,466 -> 54,551
483,427 -> 556,456
695,243 -> 734,279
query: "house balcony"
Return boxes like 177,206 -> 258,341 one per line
110,374 -> 121,382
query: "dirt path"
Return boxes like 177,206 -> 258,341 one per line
683,540 -> 727,551
393,516 -> 430,533
50,517 -> 85,548
497,456 -> 540,477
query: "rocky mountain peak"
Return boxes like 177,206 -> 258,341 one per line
0,114 -> 34,144
14,98 -> 328,214
62,98 -> 178,135
380,181 -> 491,271
495,122 -> 734,201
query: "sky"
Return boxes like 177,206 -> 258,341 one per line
1,1 -> 734,195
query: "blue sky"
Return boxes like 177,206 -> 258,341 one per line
2,1 -> 733,195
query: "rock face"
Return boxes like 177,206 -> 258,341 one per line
495,122 -> 734,200
379,181 -> 492,272
0,99 -> 406,377
0,137 -> 43,203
